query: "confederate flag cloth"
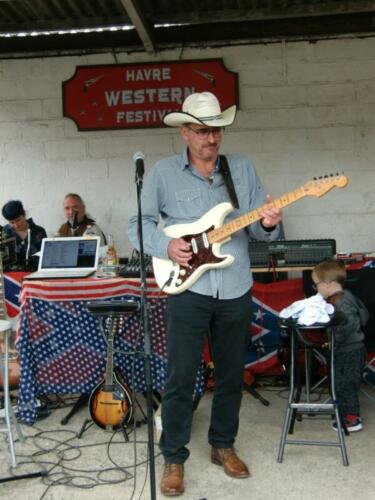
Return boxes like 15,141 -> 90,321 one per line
246,278 -> 305,376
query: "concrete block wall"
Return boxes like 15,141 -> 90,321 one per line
0,37 -> 374,257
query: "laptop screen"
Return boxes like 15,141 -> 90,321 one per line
41,239 -> 98,269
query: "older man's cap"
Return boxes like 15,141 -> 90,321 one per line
2,200 -> 25,221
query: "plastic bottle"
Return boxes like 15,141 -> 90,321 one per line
106,234 -> 118,266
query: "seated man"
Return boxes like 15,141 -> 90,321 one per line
1,200 -> 47,271
57,193 -> 106,245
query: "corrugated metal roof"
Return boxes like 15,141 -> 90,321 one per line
0,0 -> 130,30
1,0 -> 375,56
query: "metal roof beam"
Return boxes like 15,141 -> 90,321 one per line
151,1 -> 375,24
120,0 -> 156,53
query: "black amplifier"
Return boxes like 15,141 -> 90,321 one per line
249,239 -> 336,268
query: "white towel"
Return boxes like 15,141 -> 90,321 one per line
279,293 -> 334,326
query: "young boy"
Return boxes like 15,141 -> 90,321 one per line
311,259 -> 368,432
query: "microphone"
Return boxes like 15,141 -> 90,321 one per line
70,210 -> 78,236
133,151 -> 145,184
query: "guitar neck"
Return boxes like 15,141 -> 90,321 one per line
104,317 -> 117,386
208,186 -> 307,243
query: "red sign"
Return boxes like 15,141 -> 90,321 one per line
62,59 -> 238,131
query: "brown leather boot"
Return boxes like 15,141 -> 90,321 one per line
160,463 -> 184,496
211,447 -> 250,478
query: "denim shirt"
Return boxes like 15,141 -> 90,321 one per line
128,148 -> 280,299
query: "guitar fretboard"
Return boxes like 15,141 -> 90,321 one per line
105,317 -> 117,387
208,187 -> 306,244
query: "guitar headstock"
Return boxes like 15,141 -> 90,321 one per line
303,173 -> 348,197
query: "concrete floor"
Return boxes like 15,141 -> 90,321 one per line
1,383 -> 374,500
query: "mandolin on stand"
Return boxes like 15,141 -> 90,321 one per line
89,316 -> 133,431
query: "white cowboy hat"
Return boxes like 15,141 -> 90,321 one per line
163,91 -> 237,128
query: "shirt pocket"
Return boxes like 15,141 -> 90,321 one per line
174,188 -> 204,219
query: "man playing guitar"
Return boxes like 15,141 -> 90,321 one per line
128,91 -> 282,497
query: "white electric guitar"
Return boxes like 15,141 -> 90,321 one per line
153,174 -> 348,294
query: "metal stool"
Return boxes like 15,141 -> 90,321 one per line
0,319 -> 24,468
277,318 -> 349,466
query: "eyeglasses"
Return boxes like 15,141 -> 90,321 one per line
186,126 -> 224,138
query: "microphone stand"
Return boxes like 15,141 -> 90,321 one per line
135,168 -> 157,500
25,228 -> 31,271
70,211 -> 78,236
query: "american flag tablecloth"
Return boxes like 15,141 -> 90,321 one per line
9,268 -> 374,424
16,277 -> 205,424
9,273 -> 307,425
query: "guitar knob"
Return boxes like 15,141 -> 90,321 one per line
180,269 -> 186,276
176,278 -> 182,285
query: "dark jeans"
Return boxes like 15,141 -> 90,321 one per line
335,345 -> 366,416
159,290 -> 252,463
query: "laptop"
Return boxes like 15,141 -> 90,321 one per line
25,236 -> 100,280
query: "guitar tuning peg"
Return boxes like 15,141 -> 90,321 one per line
313,176 -> 317,180
336,172 -> 339,176
324,175 -> 328,178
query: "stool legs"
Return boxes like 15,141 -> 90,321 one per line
278,325 -> 349,466
329,339 -> 349,466
1,327 -> 24,468
278,326 -> 296,463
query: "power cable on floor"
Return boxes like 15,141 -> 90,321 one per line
9,417 -> 162,499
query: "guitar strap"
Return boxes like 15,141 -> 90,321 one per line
219,155 -> 239,209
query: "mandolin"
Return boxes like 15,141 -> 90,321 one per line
89,316 -> 133,431
153,174 -> 349,294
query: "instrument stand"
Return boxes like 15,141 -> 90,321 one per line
0,471 -> 46,484
81,301 -> 143,444
242,382 -> 270,406
60,393 -> 89,425
78,418 -> 94,438
77,417 -> 131,442
54,384 -> 152,432
135,167 -> 157,500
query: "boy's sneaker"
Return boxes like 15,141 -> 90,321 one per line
332,416 -> 363,432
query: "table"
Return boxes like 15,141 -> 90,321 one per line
14,276 -> 207,424
12,274 -> 307,424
